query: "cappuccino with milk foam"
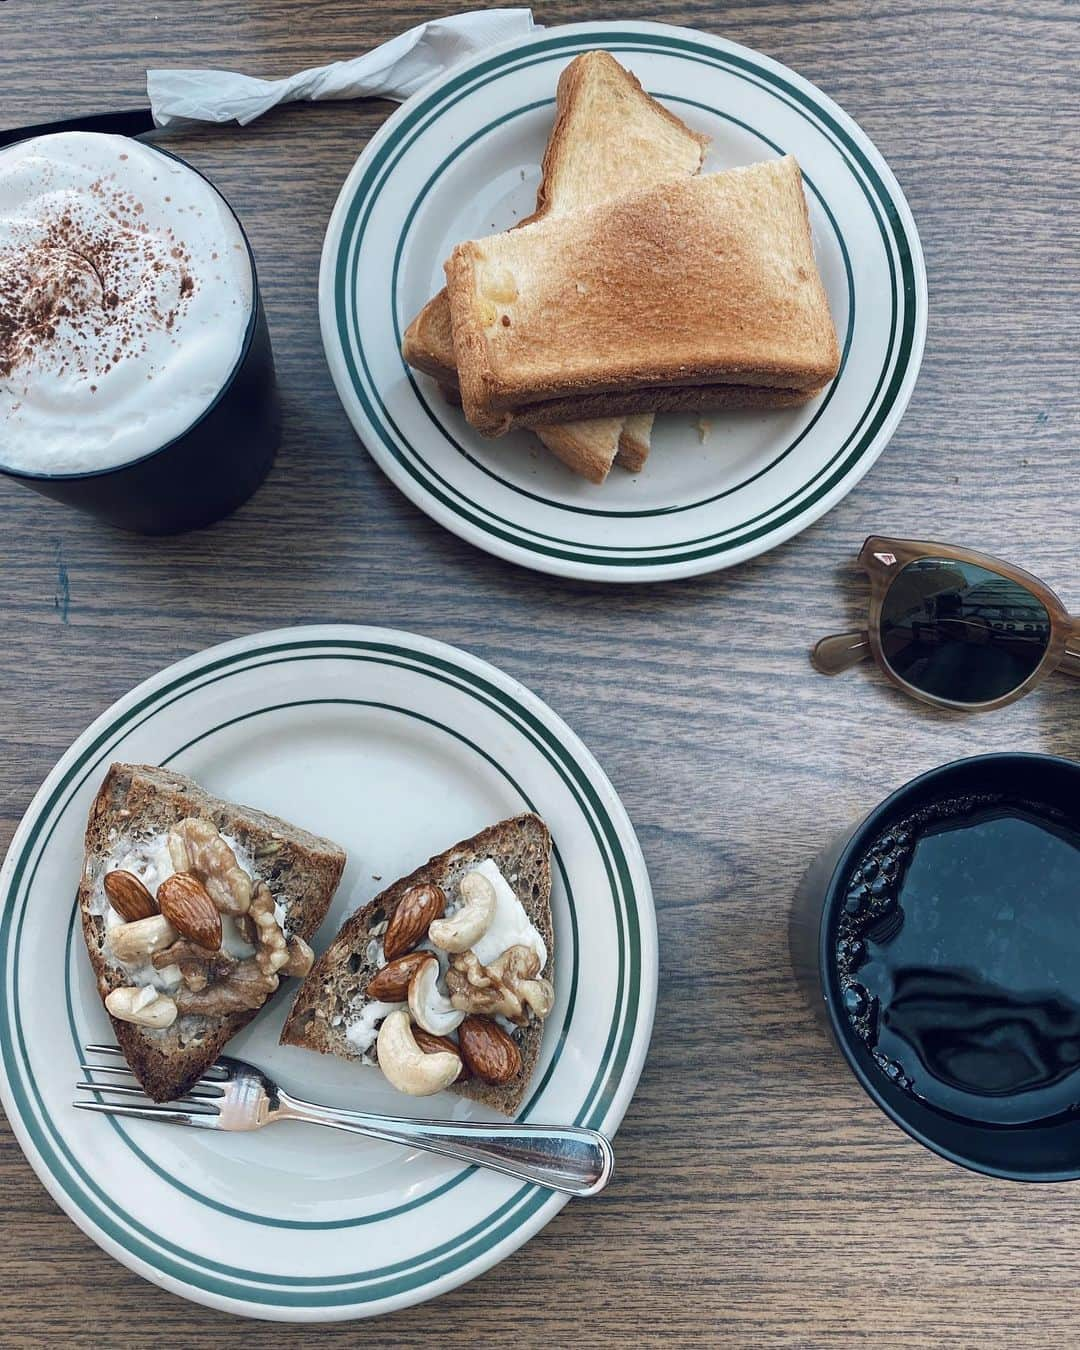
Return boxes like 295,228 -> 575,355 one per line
0,132 -> 253,475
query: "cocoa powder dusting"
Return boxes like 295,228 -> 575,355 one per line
0,175 -> 197,382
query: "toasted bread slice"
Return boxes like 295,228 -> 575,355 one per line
618,414 -> 654,474
531,50 -> 708,217
80,763 -> 346,1102
439,379 -> 814,436
402,50 -> 707,480
533,417 -> 627,485
500,381 -> 820,429
431,361 -> 623,484
403,296 -> 467,389
282,815 -> 552,1117
446,156 -> 841,436
434,341 -> 813,439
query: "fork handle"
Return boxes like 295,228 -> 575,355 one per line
275,1091 -> 613,1197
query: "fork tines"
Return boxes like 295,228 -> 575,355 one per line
83,1043 -> 230,1080
74,1044 -> 226,1127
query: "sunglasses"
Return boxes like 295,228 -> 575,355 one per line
812,536 -> 1080,711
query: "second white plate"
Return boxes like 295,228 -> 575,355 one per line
0,625 -> 655,1320
320,19 -> 927,582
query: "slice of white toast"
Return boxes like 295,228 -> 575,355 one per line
403,50 -> 706,481
446,156 -> 841,436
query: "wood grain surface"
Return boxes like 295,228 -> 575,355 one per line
1,1 -> 1078,1344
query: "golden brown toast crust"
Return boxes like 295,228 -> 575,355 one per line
535,419 -> 624,484
434,363 -> 814,430
617,414 -> 655,474
503,382 -> 821,429
446,157 -> 841,436
402,51 -> 708,479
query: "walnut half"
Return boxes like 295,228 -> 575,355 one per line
249,881 -> 289,977
282,934 -> 315,979
167,818 -> 253,915
175,958 -> 279,1015
153,937 -> 236,992
446,944 -> 554,1025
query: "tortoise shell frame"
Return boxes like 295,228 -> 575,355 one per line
811,535 -> 1080,712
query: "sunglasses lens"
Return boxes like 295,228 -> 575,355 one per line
880,558 -> 1052,704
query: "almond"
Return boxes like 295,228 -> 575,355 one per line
382,883 -> 446,960
457,1015 -> 521,1085
412,1026 -> 471,1079
103,869 -> 156,923
157,872 -> 222,951
365,951 -> 431,1002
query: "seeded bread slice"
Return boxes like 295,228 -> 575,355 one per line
79,763 -> 347,1102
281,814 -> 552,1117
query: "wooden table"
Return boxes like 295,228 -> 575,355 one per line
1,1 -> 1077,1344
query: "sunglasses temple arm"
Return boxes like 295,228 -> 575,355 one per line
811,630 -> 873,675
1060,642 -> 1080,680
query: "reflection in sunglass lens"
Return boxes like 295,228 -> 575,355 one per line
880,559 -> 1051,704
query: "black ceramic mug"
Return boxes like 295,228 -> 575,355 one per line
0,141 -> 279,535
791,752 -> 1080,1181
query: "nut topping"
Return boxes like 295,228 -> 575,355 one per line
103,869 -> 156,922
382,883 -> 446,960
282,934 -> 315,980
408,956 -> 465,1037
167,818 -> 253,915
153,937 -> 236,992
412,1026 -> 471,1078
457,1015 -> 521,1085
249,881 -> 288,976
108,913 -> 178,965
105,985 -> 178,1029
375,1009 -> 461,1096
366,950 -> 431,1002
157,872 -> 223,951
175,957 -> 279,1015
447,944 -> 555,1025
427,871 -> 496,953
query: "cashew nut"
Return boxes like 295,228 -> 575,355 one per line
408,956 -> 465,1036
376,1010 -> 461,1096
108,913 -> 178,965
105,985 -> 178,1029
427,871 -> 497,953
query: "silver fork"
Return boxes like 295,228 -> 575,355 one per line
73,1045 -> 613,1197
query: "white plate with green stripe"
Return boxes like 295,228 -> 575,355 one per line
320,19 -> 926,582
0,626 -> 655,1321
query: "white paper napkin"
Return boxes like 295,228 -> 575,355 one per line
148,8 -> 538,128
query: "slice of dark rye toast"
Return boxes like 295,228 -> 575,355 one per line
281,814 -> 553,1117
80,763 -> 346,1102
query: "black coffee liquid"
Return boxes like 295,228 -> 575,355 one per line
835,794 -> 1080,1125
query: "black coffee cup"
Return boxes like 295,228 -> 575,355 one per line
0,143 -> 279,535
791,752 -> 1080,1181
